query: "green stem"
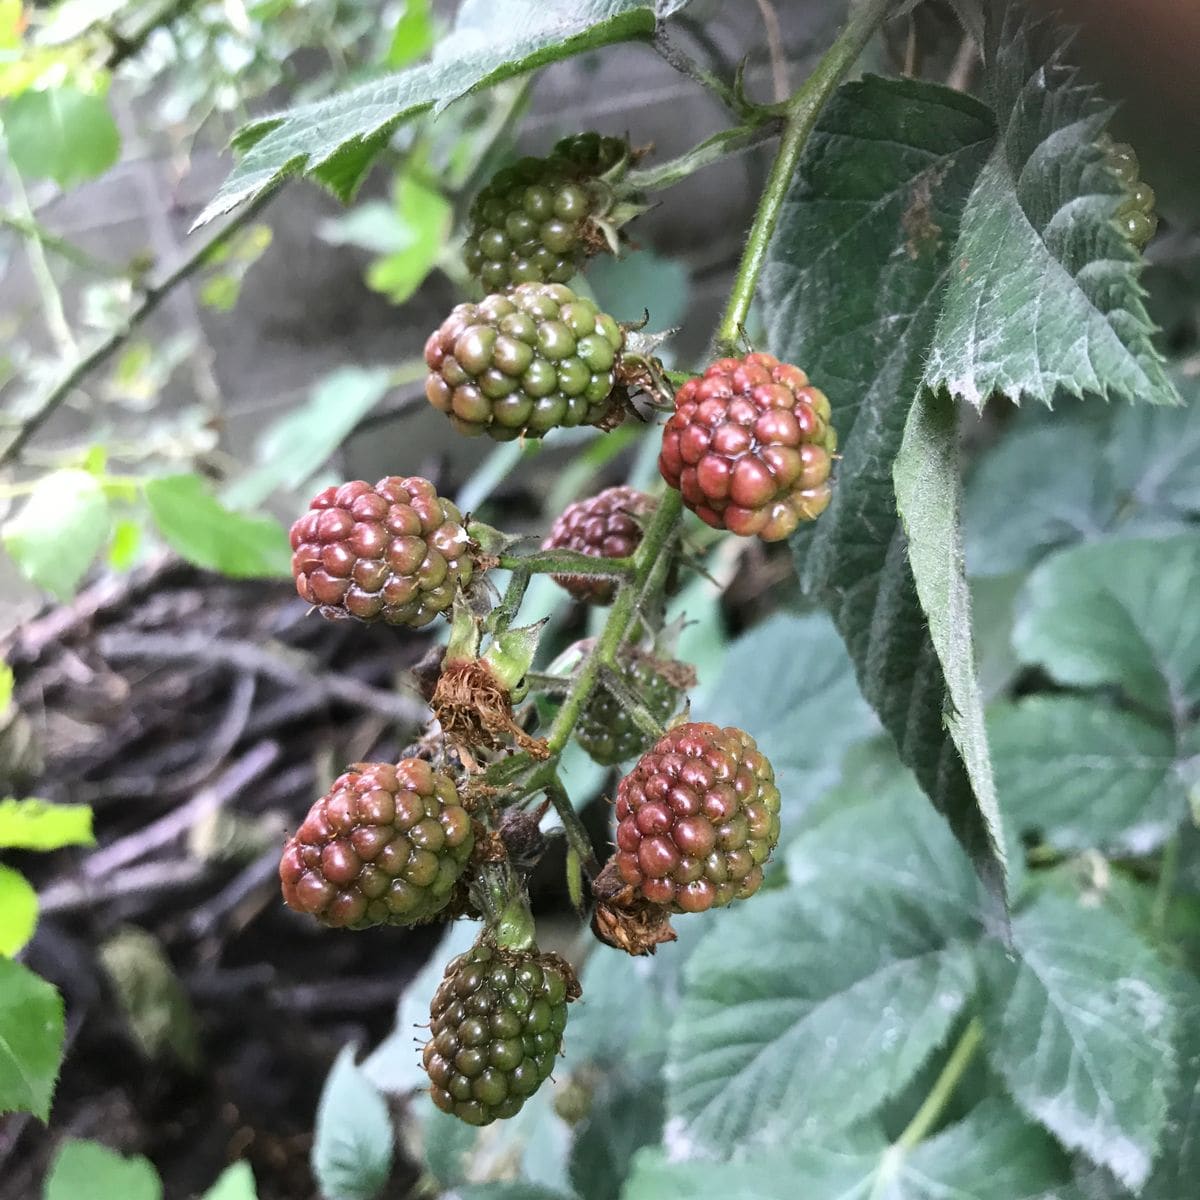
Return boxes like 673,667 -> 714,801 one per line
488,567 -> 531,636
598,665 -> 667,741
545,489 -> 684,755
523,671 -> 571,696
471,860 -> 536,950
896,1017 -> 983,1151
1154,834 -> 1180,937
714,0 -> 892,353
4,153 -> 77,358
626,122 -> 781,192
495,549 -> 637,577
652,29 -> 744,115
0,215 -> 125,278
1,186 -> 279,467
545,775 -> 600,876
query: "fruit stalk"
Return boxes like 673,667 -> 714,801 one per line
714,0 -> 895,353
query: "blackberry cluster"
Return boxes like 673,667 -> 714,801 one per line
463,133 -> 631,289
290,477 -> 474,627
424,283 -> 625,440
423,942 -> 578,1125
280,759 -> 473,928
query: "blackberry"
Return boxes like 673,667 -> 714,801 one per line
542,486 -> 654,604
280,759 -> 473,928
290,477 -> 474,627
660,353 -> 836,542
575,651 -> 693,766
463,133 -> 633,289
423,941 -> 579,1125
424,283 -> 624,440
613,722 -> 780,913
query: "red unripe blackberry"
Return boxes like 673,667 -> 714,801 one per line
613,722 -> 781,913
542,486 -> 654,604
423,942 -> 579,1125
290,477 -> 474,627
279,759 -> 473,928
463,133 -> 632,289
424,284 -> 625,441
659,352 -> 836,542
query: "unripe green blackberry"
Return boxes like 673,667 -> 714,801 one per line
614,722 -> 780,913
660,353 -> 836,542
463,133 -> 631,289
543,486 -> 655,604
424,283 -> 625,440
1104,139 -> 1158,248
290,477 -> 474,627
280,759 -> 473,928
423,942 -> 580,1125
576,651 -> 693,766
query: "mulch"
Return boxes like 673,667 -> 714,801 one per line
0,559 -> 447,1199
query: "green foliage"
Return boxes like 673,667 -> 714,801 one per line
763,75 -> 1008,912
1014,534 -> 1200,718
312,1046 -> 394,1200
43,1140 -> 161,1200
98,926 -> 201,1067
3,86 -> 120,187
196,0 -> 690,225
0,798 -> 94,850
0,955 -> 64,1120
0,864 -> 37,956
202,1162 -> 259,1200
979,891 -> 1177,1189
3,469 -> 110,599
923,4 -> 1176,410
990,697 -> 1186,857
143,474 -> 292,580
700,613 -> 877,833
223,365 -> 403,510
628,1102 -> 1073,1198
667,887 -> 975,1153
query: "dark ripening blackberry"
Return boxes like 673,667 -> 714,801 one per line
463,133 -> 631,290
279,759 -> 473,928
660,353 -> 836,542
614,722 -> 781,913
290,477 -> 474,627
575,651 -> 693,766
1104,139 -> 1158,249
542,486 -> 655,604
424,283 -> 624,441
423,942 -> 580,1125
